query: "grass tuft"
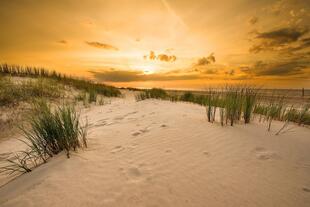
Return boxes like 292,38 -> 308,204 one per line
0,100 -> 88,175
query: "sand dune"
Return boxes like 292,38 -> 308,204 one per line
0,91 -> 310,207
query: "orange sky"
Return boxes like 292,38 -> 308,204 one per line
0,0 -> 309,89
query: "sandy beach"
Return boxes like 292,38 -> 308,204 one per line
0,91 -> 309,207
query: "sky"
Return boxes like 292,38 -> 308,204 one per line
0,0 -> 310,90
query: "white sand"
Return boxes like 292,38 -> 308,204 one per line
0,91 -> 310,207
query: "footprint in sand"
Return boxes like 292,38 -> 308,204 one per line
111,145 -> 124,154
160,124 -> 167,128
253,147 -> 280,160
128,167 -> 142,179
132,132 -> 141,136
94,121 -> 107,127
203,151 -> 210,156
140,128 -> 149,133
132,128 -> 150,137
114,116 -> 125,121
128,111 -> 138,115
302,187 -> 310,192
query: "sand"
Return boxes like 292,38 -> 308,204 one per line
0,91 -> 310,207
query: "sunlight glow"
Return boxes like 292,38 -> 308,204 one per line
134,63 -> 158,74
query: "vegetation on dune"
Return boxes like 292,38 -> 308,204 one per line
0,63 -> 121,98
0,64 -> 117,176
0,76 -> 62,107
0,100 -> 87,175
135,86 -> 310,129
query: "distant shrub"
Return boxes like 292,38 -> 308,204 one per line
180,92 -> 195,102
147,88 -> 168,99
135,88 -> 168,101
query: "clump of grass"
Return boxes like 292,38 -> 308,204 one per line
253,104 -> 268,122
297,104 -> 310,125
75,90 -> 111,106
206,90 -> 217,122
88,89 -> 97,103
146,88 -> 168,99
180,92 -> 195,102
243,88 -> 259,124
135,92 -> 147,101
27,100 -> 87,158
169,93 -> 179,102
0,100 -> 88,175
176,86 -> 259,126
275,105 -> 296,135
265,97 -> 285,131
135,88 -> 168,101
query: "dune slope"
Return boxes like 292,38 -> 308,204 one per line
0,91 -> 310,207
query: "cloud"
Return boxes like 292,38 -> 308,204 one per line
265,0 -> 286,15
144,51 -> 176,62
248,16 -> 258,25
289,37 -> 310,51
57,40 -> 67,44
249,27 -> 309,53
241,60 -> 309,76
257,27 -> 307,43
149,51 -> 156,60
90,69 -> 200,82
158,54 -> 177,62
195,53 -> 216,66
85,41 -> 119,51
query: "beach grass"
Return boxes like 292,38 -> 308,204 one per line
0,76 -> 63,107
0,64 -> 121,98
0,100 -> 87,175
135,88 -> 169,101
134,85 -> 310,127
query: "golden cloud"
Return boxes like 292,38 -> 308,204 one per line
144,51 -> 177,62
85,41 -> 119,51
195,53 -> 216,66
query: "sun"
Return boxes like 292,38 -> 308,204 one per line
134,63 -> 157,74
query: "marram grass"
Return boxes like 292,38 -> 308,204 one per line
0,100 -> 88,175
135,86 -> 310,128
0,63 -> 121,98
